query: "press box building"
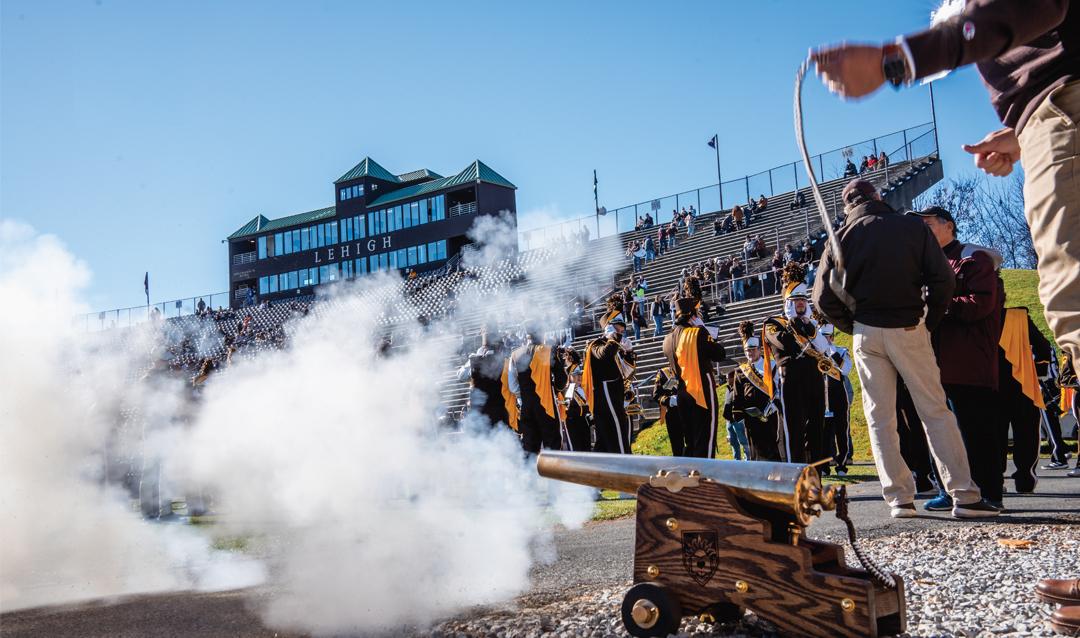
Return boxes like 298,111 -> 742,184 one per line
226,157 -> 517,307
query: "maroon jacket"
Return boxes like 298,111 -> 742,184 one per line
930,240 -> 1005,390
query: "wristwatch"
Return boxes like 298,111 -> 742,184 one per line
882,43 -> 911,88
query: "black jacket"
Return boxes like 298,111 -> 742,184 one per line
812,199 -> 955,334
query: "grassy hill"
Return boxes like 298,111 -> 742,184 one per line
632,268 -> 1052,462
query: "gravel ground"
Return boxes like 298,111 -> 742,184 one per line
421,519 -> 1080,638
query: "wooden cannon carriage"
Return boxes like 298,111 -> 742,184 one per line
537,451 -> 906,637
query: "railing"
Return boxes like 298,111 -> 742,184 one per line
74,291 -> 232,332
449,201 -> 478,217
517,122 -> 936,251
232,251 -> 257,266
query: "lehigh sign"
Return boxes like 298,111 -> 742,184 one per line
313,236 -> 392,265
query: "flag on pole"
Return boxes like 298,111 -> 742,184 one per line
144,272 -> 149,306
593,169 -> 598,195
707,134 -> 718,149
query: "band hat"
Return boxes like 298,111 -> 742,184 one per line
908,206 -> 956,225
783,281 -> 810,300
743,336 -> 761,348
608,312 -> 627,327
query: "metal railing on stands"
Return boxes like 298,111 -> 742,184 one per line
517,122 -> 936,251
75,292 -> 232,332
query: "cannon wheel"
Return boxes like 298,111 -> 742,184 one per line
621,583 -> 682,638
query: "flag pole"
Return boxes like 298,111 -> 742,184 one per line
712,135 -> 724,210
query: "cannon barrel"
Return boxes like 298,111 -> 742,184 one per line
537,451 -> 837,526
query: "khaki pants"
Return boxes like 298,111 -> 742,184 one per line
852,322 -> 981,507
1019,79 -> 1080,362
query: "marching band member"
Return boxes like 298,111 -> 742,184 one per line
582,313 -> 636,454
561,348 -> 593,452
995,307 -> 1050,499
455,325 -> 512,430
662,298 -> 727,458
819,322 -> 854,475
763,262 -> 834,465
652,364 -> 686,456
508,324 -> 568,454
729,320 -> 781,461
1038,346 -> 1071,471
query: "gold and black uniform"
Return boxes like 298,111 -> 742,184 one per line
564,382 -> 593,452
730,358 -> 781,461
763,315 -> 827,464
582,337 -> 635,454
662,319 -> 727,458
509,341 -> 568,454
458,342 -> 511,429
652,366 -> 686,456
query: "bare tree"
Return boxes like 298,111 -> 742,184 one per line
914,173 -> 1035,269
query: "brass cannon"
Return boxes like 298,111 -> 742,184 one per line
537,451 -> 906,638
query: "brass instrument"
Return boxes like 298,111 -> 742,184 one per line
617,348 -> 642,418
536,451 -> 906,638
801,340 -> 842,381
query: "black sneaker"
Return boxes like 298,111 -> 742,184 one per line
953,499 -> 1001,519
1043,460 -> 1070,470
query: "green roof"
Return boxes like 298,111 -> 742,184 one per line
335,157 -> 400,184
396,168 -> 443,183
367,160 -> 516,208
227,206 -> 336,240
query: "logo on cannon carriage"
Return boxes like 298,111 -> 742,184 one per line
681,531 -> 719,585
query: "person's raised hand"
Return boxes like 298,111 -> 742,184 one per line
962,128 -> 1020,177
811,44 -> 885,99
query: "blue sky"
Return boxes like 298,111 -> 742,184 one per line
1,1 -> 1003,312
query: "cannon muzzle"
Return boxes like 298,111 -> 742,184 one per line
537,451 -> 838,526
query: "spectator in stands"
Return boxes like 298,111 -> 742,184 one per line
732,204 -> 744,229
633,242 -> 647,272
878,151 -> 889,168
629,299 -> 644,340
713,217 -> 723,236
668,221 -> 678,249
859,155 -> 870,174
746,197 -> 758,217
196,298 -> 206,315
844,158 -> 858,177
868,154 -> 878,170
754,236 -> 767,258
771,249 -> 785,273
656,225 -> 666,257
644,212 -> 654,228
644,235 -> 656,263
742,236 -> 756,262
790,191 -> 807,211
758,194 -> 768,212
731,259 -> 746,302
651,294 -> 666,337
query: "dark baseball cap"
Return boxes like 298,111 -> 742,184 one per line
908,206 -> 955,225
841,179 -> 878,205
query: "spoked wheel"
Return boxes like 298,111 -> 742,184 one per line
621,582 -> 683,638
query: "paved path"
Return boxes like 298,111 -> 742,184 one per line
3,467 -> 1077,637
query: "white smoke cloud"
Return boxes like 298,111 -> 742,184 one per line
0,217 -> 598,634
0,221 -> 262,612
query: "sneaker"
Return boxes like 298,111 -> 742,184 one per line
890,503 -> 917,518
1043,460 -> 1070,470
1068,467 -> 1080,478
836,469 -> 848,477
924,493 -> 953,511
986,499 -> 1005,511
953,499 -> 1001,519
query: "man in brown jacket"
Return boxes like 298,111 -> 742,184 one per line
813,180 -> 997,520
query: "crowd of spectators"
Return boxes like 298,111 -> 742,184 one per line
844,151 -> 891,178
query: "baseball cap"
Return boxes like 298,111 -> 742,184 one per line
908,206 -> 956,225
841,179 -> 879,206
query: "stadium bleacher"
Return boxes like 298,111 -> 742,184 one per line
123,147 -> 940,433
